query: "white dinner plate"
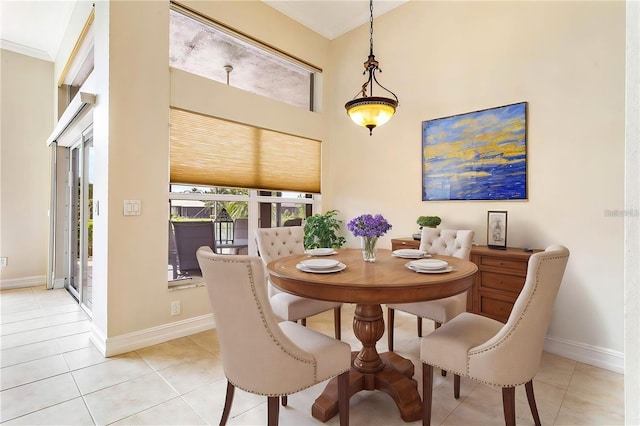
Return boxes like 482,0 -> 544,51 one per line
305,248 -> 337,256
300,259 -> 340,269
392,249 -> 429,259
405,264 -> 454,274
408,259 -> 449,270
296,262 -> 346,274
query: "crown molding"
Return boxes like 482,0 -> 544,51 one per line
1,39 -> 53,62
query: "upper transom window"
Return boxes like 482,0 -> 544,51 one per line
169,5 -> 318,110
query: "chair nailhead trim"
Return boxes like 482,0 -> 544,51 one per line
424,253 -> 569,388
228,367 -> 351,398
202,255 -> 320,386
245,261 -> 318,379
464,254 -> 569,387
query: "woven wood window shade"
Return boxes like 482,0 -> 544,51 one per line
170,108 -> 321,193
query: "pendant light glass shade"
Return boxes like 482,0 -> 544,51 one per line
345,0 -> 399,135
345,96 -> 397,132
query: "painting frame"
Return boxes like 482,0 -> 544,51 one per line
422,102 -> 527,201
487,211 -> 508,250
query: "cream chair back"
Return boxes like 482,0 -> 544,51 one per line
468,245 -> 570,385
386,227 -> 475,351
255,226 -> 305,262
419,228 -> 474,260
196,247 -> 319,396
255,226 -> 306,297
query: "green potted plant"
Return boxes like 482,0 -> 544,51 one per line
303,210 -> 347,249
417,215 -> 442,228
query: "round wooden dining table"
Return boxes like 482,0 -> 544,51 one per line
267,248 -> 478,423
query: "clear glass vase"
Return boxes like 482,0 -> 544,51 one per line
361,236 -> 378,262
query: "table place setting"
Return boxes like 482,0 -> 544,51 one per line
405,258 -> 453,274
392,249 -> 430,259
305,247 -> 338,256
296,258 -> 346,273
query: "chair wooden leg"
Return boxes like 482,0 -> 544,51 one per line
417,316 -> 423,337
334,307 -> 342,340
430,322 -> 446,376
454,374 -> 460,399
387,307 -> 395,352
267,396 -> 279,426
301,318 -> 307,327
219,381 -> 235,426
525,380 -> 542,426
501,387 -> 516,426
281,395 -> 287,406
338,370 -> 350,426
422,363 -> 433,426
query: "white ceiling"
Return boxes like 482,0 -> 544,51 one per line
0,0 -> 406,62
263,0 -> 406,40
0,0 -> 76,61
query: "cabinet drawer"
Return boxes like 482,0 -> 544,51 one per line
480,271 -> 525,293
479,293 -> 516,323
481,256 -> 527,272
391,239 -> 420,251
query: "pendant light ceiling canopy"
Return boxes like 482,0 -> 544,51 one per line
345,0 -> 399,135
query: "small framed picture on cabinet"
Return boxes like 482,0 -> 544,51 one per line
487,211 -> 508,250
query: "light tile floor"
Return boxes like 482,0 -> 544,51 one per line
0,286 -> 624,425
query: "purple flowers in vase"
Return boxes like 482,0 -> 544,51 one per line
347,214 -> 392,262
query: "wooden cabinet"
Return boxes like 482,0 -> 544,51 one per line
470,246 -> 535,322
391,238 -> 420,251
390,239 -> 537,323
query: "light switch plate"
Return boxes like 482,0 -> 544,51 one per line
123,200 -> 141,216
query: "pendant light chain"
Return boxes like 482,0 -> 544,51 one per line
369,0 -> 374,56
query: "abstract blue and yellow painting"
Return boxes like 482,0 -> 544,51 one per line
422,102 -> 527,201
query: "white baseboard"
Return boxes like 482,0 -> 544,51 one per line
395,311 -> 625,374
91,314 -> 216,357
52,278 -> 65,289
0,275 -> 46,290
544,335 -> 624,374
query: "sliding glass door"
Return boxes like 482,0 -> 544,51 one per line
67,128 -> 93,311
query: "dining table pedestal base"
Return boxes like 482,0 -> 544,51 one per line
267,251 -> 477,423
311,351 -> 422,423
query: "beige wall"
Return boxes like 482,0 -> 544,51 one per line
325,1 -> 625,357
88,0 -> 201,340
0,50 -> 53,285
86,0 -> 331,344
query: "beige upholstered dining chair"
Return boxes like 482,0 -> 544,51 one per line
255,226 -> 343,339
196,247 -> 351,426
386,228 -> 474,352
420,245 -> 570,426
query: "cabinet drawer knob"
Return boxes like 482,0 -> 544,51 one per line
499,261 -> 504,265
498,280 -> 503,284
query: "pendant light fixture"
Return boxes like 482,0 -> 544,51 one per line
345,0 -> 399,135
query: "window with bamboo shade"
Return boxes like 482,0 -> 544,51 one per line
170,108 -> 321,193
